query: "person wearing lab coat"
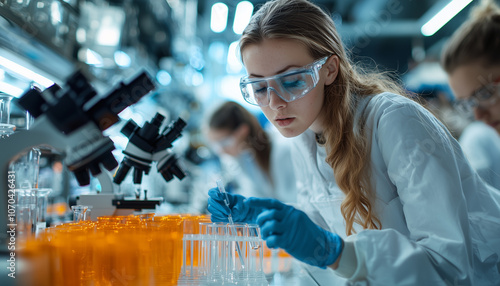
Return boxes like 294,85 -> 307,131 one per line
459,121 -> 500,189
206,0 -> 500,285
205,101 -> 296,203
441,0 -> 500,191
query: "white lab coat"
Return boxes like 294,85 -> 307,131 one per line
291,92 -> 500,285
221,134 -> 297,203
459,121 -> 500,190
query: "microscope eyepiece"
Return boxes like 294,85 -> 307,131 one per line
88,72 -> 155,131
121,120 -> 139,138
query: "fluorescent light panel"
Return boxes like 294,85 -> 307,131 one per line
0,55 -> 54,88
211,2 -> 228,33
233,1 -> 254,34
0,81 -> 24,97
226,41 -> 243,74
421,0 -> 473,36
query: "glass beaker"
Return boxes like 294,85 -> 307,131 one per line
0,93 -> 15,137
14,189 -> 37,240
10,148 -> 41,189
71,205 -> 89,222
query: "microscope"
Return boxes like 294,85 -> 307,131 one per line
76,111 -> 188,215
0,70 -> 155,245
108,112 -> 187,209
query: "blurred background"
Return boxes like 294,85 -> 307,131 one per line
0,0 -> 483,217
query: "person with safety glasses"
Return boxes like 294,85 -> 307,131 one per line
206,0 -> 500,285
442,0 -> 500,191
204,101 -> 297,203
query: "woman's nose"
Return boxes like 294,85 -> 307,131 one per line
474,105 -> 489,121
267,87 -> 286,110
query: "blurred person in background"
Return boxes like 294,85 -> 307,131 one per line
204,100 -> 296,203
441,0 -> 500,190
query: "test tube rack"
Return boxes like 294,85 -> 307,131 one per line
179,222 -> 268,286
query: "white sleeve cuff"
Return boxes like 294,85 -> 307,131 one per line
333,240 -> 367,280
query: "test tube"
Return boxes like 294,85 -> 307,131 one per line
247,224 -> 265,283
207,222 -> 227,283
228,223 -> 248,283
34,188 -> 51,233
198,221 -> 213,277
216,179 -> 245,270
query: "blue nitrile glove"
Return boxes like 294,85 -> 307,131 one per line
207,188 -> 262,223
248,197 -> 343,269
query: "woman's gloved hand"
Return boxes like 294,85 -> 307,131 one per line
207,188 -> 262,223
248,197 -> 343,269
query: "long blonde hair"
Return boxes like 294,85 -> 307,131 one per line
239,0 -> 406,235
441,0 -> 500,73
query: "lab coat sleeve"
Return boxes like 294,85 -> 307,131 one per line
459,121 -> 500,189
341,100 -> 474,285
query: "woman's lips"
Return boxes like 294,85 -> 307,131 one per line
276,117 -> 294,127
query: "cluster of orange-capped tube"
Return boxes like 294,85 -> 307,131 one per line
17,213 -> 211,286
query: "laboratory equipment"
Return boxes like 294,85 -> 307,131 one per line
109,112 -> 187,209
13,189 -> 37,239
180,222 -> 268,286
0,70 -> 156,245
0,93 -> 15,137
9,147 -> 41,189
216,179 -> 246,270
113,113 -> 187,186
71,205 -> 90,222
35,188 -> 51,231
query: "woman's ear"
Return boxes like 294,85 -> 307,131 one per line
324,55 -> 340,85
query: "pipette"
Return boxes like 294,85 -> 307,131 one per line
216,179 -> 245,269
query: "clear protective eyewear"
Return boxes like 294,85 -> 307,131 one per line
240,56 -> 329,107
210,134 -> 236,153
454,79 -> 500,114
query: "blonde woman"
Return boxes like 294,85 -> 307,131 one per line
207,0 -> 500,284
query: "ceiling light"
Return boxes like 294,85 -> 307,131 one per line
421,0 -> 473,36
0,55 -> 54,88
210,2 -> 228,33
0,81 -> 24,97
226,41 -> 243,74
233,1 -> 254,34
96,15 -> 122,46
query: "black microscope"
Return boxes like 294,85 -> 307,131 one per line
110,112 -> 187,210
0,70 -> 155,245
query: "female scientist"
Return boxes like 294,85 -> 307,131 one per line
205,101 -> 296,202
441,0 -> 500,190
207,0 -> 500,284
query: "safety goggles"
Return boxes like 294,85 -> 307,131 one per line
454,78 -> 500,114
240,56 -> 329,107
210,135 -> 236,153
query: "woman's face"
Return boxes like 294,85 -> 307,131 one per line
241,38 -> 335,137
206,126 -> 247,157
448,62 -> 500,134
